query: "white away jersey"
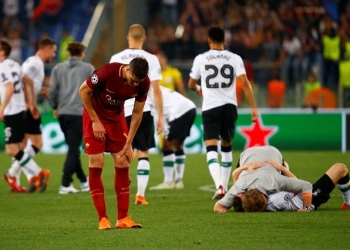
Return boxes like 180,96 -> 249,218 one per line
189,49 -> 246,111
266,191 -> 315,211
21,55 -> 44,95
149,86 -> 196,122
110,49 -> 162,116
0,59 -> 25,115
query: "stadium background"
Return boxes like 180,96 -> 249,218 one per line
1,0 -> 350,152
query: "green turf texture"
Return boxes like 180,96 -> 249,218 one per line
0,151 -> 349,250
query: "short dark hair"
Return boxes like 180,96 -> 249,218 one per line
129,57 -> 149,80
67,42 -> 86,56
38,37 -> 56,49
208,27 -> 225,43
0,39 -> 11,57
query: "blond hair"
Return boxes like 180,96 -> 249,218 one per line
128,24 -> 145,41
242,189 -> 267,212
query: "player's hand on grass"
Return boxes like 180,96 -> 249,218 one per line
297,208 -> 311,212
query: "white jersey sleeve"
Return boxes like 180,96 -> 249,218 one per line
266,192 -> 296,211
0,59 -> 25,115
148,86 -> 196,123
21,56 -> 45,95
189,50 -> 246,111
266,192 -> 313,211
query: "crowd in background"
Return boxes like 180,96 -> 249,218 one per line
146,0 -> 350,97
1,0 -> 350,107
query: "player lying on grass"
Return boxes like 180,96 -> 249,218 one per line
214,161 -> 350,212
213,146 -> 313,212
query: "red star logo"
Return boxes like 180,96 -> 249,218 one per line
238,119 -> 278,148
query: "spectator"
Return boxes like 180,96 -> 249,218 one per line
58,29 -> 74,62
321,27 -> 341,90
303,71 -> 321,107
156,51 -> 187,96
280,29 -> 302,88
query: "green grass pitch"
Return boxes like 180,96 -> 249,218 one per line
0,150 -> 349,250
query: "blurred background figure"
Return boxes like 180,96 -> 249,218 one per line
156,51 -> 188,97
49,42 -> 94,194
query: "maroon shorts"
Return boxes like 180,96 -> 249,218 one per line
82,109 -> 128,154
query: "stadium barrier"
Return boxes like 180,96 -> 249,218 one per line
0,108 -> 348,153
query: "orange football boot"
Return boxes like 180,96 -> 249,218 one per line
116,216 -> 142,229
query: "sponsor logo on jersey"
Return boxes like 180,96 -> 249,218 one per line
91,74 -> 98,84
106,95 -> 121,105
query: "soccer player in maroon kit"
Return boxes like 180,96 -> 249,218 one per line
79,57 -> 150,230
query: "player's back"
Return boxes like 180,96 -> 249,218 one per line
239,146 -> 283,166
110,49 -> 161,82
1,58 -> 25,115
150,86 -> 195,121
190,49 -> 245,111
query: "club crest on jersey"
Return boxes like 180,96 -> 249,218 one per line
91,74 -> 98,84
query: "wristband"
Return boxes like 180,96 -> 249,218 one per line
303,206 -> 311,210
196,85 -> 201,92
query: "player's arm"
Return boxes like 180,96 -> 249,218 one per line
0,81 -> 14,121
277,176 -> 313,212
151,80 -> 164,134
188,77 -> 202,96
213,203 -> 230,213
79,81 -> 105,140
237,74 -> 258,122
119,100 -> 145,162
176,79 -> 188,97
174,70 -> 188,97
22,73 -> 39,118
232,162 -> 265,182
265,160 -> 296,178
49,66 -> 59,118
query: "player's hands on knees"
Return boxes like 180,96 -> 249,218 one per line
92,121 -> 106,141
118,144 -> 134,163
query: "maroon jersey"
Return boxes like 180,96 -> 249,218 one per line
86,63 -> 150,121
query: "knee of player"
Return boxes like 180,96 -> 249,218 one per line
333,162 -> 348,176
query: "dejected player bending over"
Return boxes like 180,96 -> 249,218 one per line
79,57 -> 150,230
